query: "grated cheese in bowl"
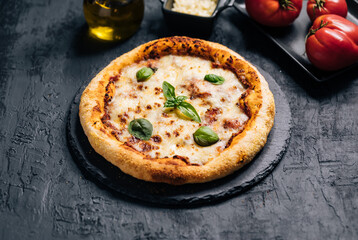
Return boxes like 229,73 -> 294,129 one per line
172,0 -> 218,17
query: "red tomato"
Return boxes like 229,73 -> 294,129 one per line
306,15 -> 358,71
307,0 -> 348,22
245,0 -> 303,27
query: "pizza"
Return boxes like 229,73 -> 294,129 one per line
79,36 -> 275,185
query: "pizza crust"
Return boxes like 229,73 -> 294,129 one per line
79,36 -> 275,185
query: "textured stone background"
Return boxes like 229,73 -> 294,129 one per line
1,0 -> 358,239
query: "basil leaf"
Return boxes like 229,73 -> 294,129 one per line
128,118 -> 153,140
136,67 -> 154,82
177,102 -> 201,123
162,83 -> 201,123
175,96 -> 188,104
162,81 -> 176,100
204,74 -> 225,85
164,99 -> 176,108
193,126 -> 219,147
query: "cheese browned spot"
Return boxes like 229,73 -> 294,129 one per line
104,55 -> 249,165
204,107 -> 222,124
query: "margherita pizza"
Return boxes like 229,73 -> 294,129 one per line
79,36 -> 275,185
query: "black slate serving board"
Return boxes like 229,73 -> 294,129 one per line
67,69 -> 292,206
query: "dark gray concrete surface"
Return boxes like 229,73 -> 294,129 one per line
0,0 -> 357,239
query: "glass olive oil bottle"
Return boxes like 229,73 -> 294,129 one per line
83,0 -> 144,41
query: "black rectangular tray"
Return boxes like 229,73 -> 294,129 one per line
233,0 -> 358,82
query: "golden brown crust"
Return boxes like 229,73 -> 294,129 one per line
79,36 -> 275,185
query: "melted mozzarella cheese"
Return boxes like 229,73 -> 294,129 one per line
106,55 -> 248,165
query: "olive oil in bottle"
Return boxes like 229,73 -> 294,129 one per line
83,0 -> 144,41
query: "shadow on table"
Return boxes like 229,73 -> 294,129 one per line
70,23 -> 211,58
71,24 -> 132,56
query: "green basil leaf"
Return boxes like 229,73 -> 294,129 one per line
162,81 -> 176,100
175,96 -> 188,104
164,99 -> 176,108
204,74 -> 225,85
162,83 -> 202,123
177,102 -> 201,123
128,118 -> 153,140
136,67 -> 154,82
193,126 -> 219,147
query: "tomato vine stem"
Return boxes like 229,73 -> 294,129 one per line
312,0 -> 327,19
279,0 -> 297,11
306,20 -> 329,41
314,0 -> 326,10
